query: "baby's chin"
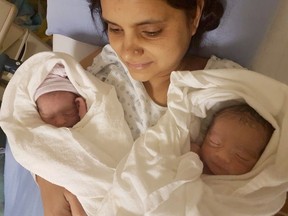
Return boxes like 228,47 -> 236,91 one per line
204,164 -> 251,175
202,164 -> 215,175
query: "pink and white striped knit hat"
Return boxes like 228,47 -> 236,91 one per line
34,63 -> 79,101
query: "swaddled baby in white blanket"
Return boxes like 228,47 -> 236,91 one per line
96,70 -> 288,216
190,103 -> 274,176
34,63 -> 87,128
0,51 -> 134,215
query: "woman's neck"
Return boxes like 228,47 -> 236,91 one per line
143,55 -> 208,107
143,75 -> 170,107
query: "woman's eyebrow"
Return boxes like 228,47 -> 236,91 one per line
102,17 -> 165,26
102,17 -> 117,25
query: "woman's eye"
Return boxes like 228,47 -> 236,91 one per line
107,25 -> 123,34
142,30 -> 162,37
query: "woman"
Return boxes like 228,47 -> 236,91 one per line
10,0 -> 242,215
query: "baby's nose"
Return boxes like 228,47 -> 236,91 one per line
217,153 -> 231,164
53,117 -> 67,127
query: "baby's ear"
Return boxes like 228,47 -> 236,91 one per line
75,97 -> 87,119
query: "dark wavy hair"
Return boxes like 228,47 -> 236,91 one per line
211,103 -> 274,150
88,0 -> 224,45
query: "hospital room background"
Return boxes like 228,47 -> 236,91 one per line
0,0 -> 288,215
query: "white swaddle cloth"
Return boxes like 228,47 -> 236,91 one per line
97,69 -> 288,216
0,51 -> 134,215
1,51 -> 288,215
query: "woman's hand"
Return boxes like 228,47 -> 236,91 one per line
36,175 -> 87,216
64,190 -> 87,216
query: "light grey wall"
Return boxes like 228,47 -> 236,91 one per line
47,0 -> 281,69
193,0 -> 280,68
252,0 -> 288,84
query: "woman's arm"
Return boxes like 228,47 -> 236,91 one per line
36,176 -> 87,216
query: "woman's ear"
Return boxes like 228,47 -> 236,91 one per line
75,96 -> 87,119
190,0 -> 205,36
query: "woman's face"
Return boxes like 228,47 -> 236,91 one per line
101,0 -> 202,82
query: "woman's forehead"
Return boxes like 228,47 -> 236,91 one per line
101,0 -> 187,28
101,0 -> 179,19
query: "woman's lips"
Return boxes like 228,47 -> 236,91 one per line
126,61 -> 152,70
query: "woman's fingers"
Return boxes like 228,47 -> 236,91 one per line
64,190 -> 87,216
36,175 -> 73,216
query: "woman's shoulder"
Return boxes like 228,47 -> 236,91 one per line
80,44 -> 120,69
80,47 -> 103,69
183,55 -> 208,71
183,54 -> 243,71
205,55 -> 243,69
85,45 -> 125,76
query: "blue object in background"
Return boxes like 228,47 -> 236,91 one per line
0,153 -> 4,216
0,127 -> 5,215
4,144 -> 43,216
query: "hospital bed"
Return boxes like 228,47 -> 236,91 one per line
3,0 -> 288,215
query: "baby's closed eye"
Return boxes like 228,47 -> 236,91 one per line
235,153 -> 251,162
208,137 -> 222,148
234,150 -> 257,163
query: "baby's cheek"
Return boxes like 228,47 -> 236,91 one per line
190,143 -> 201,154
201,145 -> 213,159
230,161 -> 254,175
65,116 -> 80,128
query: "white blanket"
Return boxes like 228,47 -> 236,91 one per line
0,51 -> 134,215
96,69 -> 288,216
1,52 -> 288,215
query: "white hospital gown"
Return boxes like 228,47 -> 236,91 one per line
87,45 -> 242,140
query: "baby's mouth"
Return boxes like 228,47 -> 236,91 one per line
208,161 -> 231,175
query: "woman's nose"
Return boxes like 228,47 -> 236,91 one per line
120,34 -> 143,61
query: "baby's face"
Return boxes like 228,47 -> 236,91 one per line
36,91 -> 80,127
200,115 -> 268,175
